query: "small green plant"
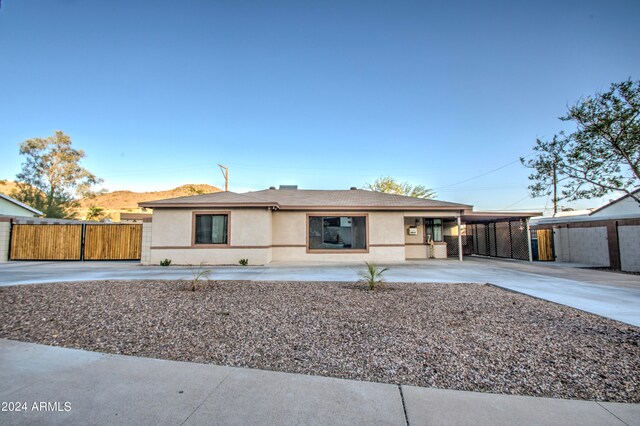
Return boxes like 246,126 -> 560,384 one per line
239,258 -> 249,266
188,263 -> 211,291
358,262 -> 388,291
160,258 -> 172,266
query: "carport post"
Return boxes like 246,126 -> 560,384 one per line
526,218 -> 533,262
457,216 -> 463,262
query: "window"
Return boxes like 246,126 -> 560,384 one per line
194,213 -> 228,245
424,218 -> 442,242
308,215 -> 367,251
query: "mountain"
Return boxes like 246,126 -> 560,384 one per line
0,180 -> 220,221
77,184 -> 221,220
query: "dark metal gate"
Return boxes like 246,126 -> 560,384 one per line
466,219 -> 530,261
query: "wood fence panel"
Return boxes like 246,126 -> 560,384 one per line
84,224 -> 142,260
536,229 -> 555,261
10,224 -> 82,260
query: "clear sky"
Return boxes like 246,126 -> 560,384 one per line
0,0 -> 638,213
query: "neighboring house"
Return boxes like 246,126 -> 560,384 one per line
119,212 -> 152,223
0,193 -> 42,217
139,186 -> 539,265
530,190 -> 640,272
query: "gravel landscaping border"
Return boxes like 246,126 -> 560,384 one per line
1,280 -> 638,402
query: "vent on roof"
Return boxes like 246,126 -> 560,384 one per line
279,185 -> 298,190
350,187 -> 357,190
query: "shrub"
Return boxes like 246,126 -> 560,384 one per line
358,262 -> 388,291
160,259 -> 171,267
239,258 -> 249,266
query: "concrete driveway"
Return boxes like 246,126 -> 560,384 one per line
1,257 -> 639,326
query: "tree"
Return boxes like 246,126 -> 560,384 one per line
364,176 -> 436,199
12,131 -> 103,218
522,79 -> 640,206
85,205 -> 105,221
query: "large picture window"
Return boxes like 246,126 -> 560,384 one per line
194,213 -> 228,245
308,215 -> 367,251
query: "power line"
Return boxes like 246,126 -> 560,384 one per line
432,153 -> 534,190
498,195 -> 532,211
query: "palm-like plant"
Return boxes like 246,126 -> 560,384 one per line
85,205 -> 105,221
188,263 -> 212,291
358,262 -> 389,291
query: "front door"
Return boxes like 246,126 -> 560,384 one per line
424,218 -> 443,243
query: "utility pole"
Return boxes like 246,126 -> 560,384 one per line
552,159 -> 557,215
218,164 -> 229,191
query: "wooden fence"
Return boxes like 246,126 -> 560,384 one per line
84,224 -> 142,260
536,229 -> 554,261
9,223 -> 142,261
10,224 -> 83,260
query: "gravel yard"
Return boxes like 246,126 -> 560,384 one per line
1,280 -> 638,402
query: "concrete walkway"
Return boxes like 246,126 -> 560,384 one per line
1,258 -> 639,326
1,339 -> 638,426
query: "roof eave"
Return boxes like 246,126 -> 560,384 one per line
138,202 -> 278,208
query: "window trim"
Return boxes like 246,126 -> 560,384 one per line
191,211 -> 231,247
306,213 -> 369,253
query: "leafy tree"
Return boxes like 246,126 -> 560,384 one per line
12,131 -> 103,218
364,176 -> 436,199
522,79 -> 640,205
85,205 -> 105,221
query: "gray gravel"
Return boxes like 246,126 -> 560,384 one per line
0,280 -> 638,402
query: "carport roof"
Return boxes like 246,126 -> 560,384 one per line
461,211 -> 542,223
139,188 -> 472,211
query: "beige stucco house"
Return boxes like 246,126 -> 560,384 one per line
139,186 -> 536,265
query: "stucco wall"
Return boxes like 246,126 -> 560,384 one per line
150,247 -> 271,265
141,222 -> 152,265
0,198 -> 38,217
149,208 -> 272,265
553,226 -> 609,266
271,211 -> 405,262
271,246 -> 405,262
0,221 -> 10,262
619,225 -> 640,272
404,217 -> 426,259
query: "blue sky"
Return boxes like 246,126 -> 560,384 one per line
0,0 -> 638,213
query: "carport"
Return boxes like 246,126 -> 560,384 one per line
460,212 -> 541,261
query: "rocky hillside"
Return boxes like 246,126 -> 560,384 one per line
0,180 -> 220,221
77,184 -> 220,220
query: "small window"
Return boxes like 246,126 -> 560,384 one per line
195,214 -> 228,245
308,215 -> 367,251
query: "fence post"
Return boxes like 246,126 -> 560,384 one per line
0,218 -> 11,262
457,216 -> 463,262
606,221 -> 621,270
141,218 -> 153,265
508,220 -> 513,259
80,223 -> 86,261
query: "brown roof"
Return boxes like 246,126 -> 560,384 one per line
139,189 -> 471,211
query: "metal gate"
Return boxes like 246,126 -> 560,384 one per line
467,219 -> 530,261
9,223 -> 142,261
